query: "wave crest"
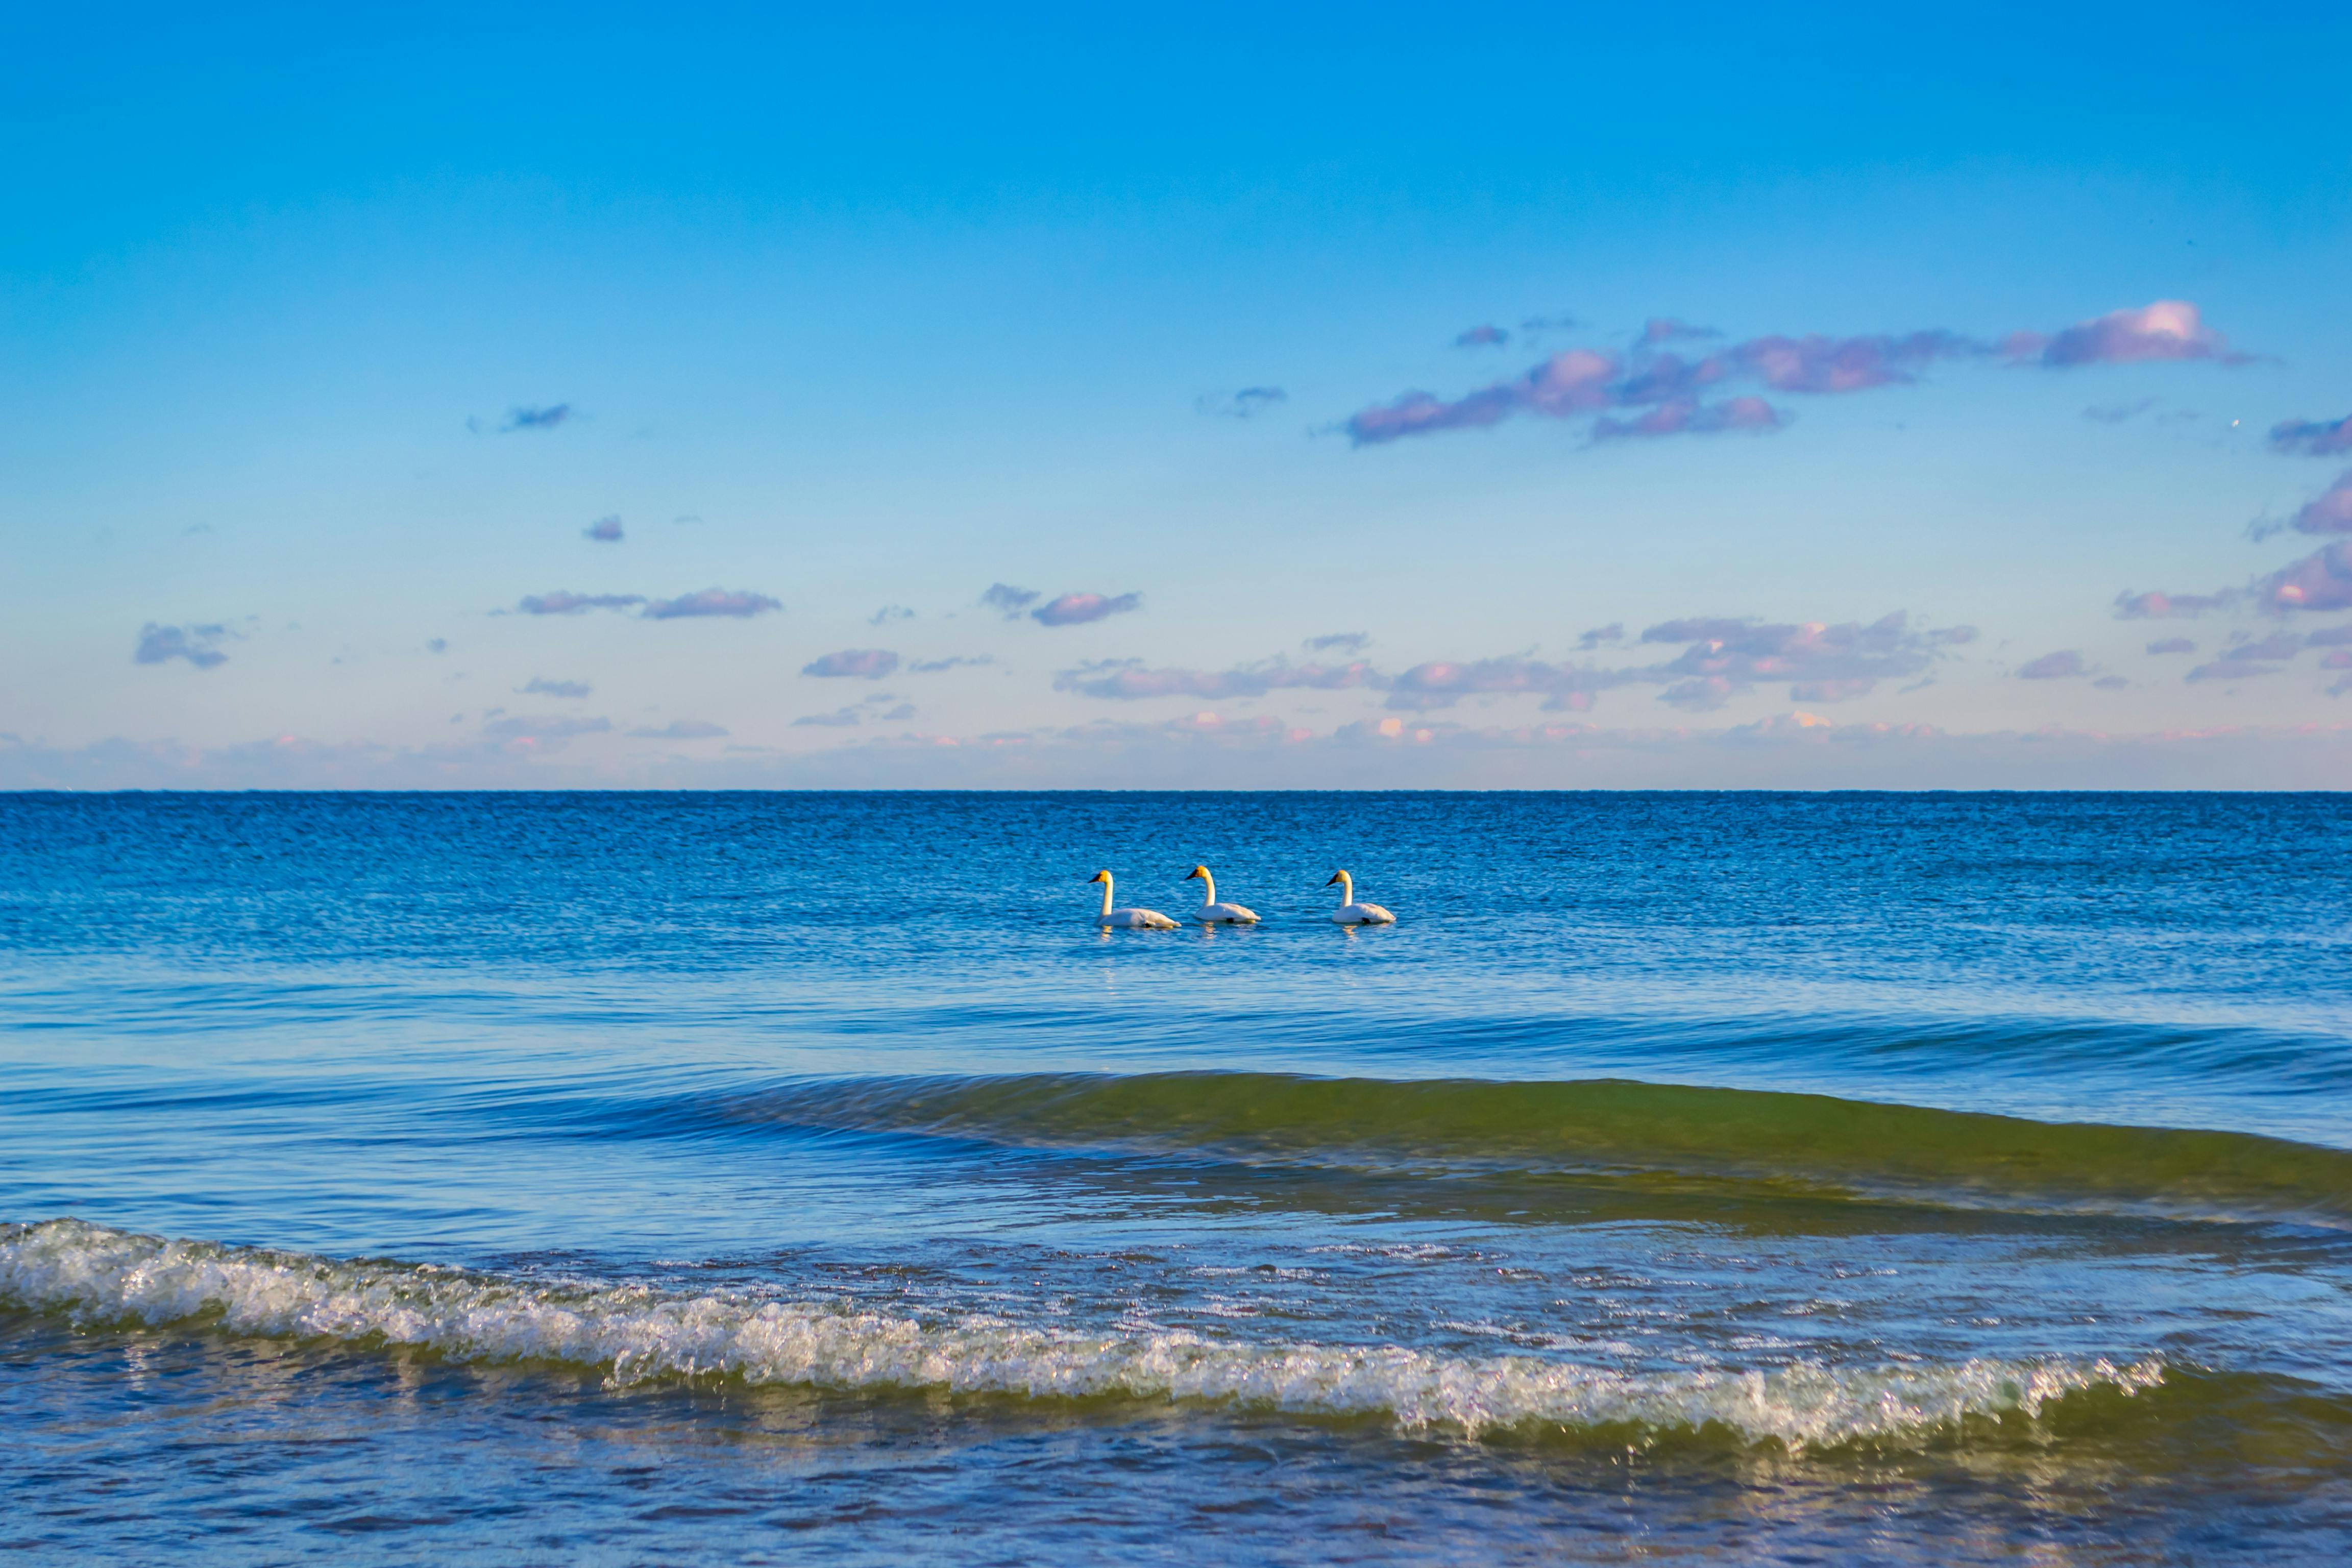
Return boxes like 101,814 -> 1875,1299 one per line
1,1219 -> 2162,1447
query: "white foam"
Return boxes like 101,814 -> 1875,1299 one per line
0,1220 -> 2162,1447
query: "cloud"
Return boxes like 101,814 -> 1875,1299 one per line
879,704 -> 916,722
2272,415 -> 2352,458
2083,398 -> 2157,423
1641,318 -> 1721,345
2146,636 -> 2197,654
981,583 -> 1039,618
426,638 -> 448,654
134,623 -> 229,669
2009,301 -> 2244,368
501,404 -> 573,432
518,591 -> 646,615
1520,313 -> 1578,331
1055,657 -> 1378,701
870,605 -> 915,625
1032,592 -> 1141,627
2094,675 -> 2130,690
482,714 -> 611,741
1305,632 -> 1370,654
2257,542 -> 2352,613
793,708 -> 864,727
2285,471 -> 2352,535
1199,386 -> 1288,419
1630,611 -> 1950,709
1577,623 -> 1624,650
2113,589 -> 2234,619
908,654 -> 994,673
2017,650 -> 2089,679
802,648 -> 900,679
628,719 -> 728,739
583,515 -> 623,543
642,588 -> 781,619
521,677 -> 591,698
1591,396 -> 1783,442
1386,656 -> 1623,712
1345,302 -> 2244,449
2310,626 -> 2352,647
1454,325 -> 1509,348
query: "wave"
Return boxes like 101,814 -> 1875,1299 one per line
668,1071 -> 2352,1227
0,1219 -> 2163,1449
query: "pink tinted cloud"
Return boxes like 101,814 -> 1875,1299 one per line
802,648 -> 900,679
1032,592 -> 1141,627
2259,542 -> 2352,612
2113,589 -> 2234,619
643,588 -> 781,619
1592,396 -> 1782,441
1633,611 -> 1944,706
1730,331 -> 1973,393
2011,301 -> 2243,368
518,591 -> 646,615
2288,472 -> 2352,534
2271,415 -> 2352,458
1056,659 -> 1376,701
1385,656 -> 1622,712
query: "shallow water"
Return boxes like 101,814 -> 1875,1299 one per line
3,791 -> 2350,1562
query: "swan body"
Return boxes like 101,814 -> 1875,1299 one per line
1089,870 -> 1176,929
1324,869 -> 1395,925
1184,865 -> 1259,924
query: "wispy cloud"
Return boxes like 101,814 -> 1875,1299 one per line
426,638 -> 448,654
1454,325 -> 1509,348
793,708 -> 864,727
1577,623 -> 1624,650
2017,650 -> 2090,679
1055,657 -> 1377,701
1629,611 -> 1958,710
1641,318 -> 1721,345
908,654 -> 993,673
981,583 -> 1039,618
517,591 -> 646,615
521,677 -> 591,698
1032,592 -> 1141,627
2271,414 -> 2352,458
628,719 -> 728,739
870,605 -> 915,625
2285,471 -> 2352,535
1198,386 -> 1288,419
500,404 -> 572,432
134,623 -> 230,669
1304,632 -> 1369,654
2146,636 -> 2197,654
802,648 -> 900,679
2113,589 -> 2234,619
643,588 -> 781,620
1387,656 -> 1624,712
2083,398 -> 2158,424
582,515 -> 623,543
1344,301 -> 2244,449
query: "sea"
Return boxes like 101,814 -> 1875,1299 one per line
3,790 -> 2349,1564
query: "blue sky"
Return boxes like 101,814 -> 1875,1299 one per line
6,2 -> 2350,787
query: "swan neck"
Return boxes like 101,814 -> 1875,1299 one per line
1335,872 -> 1353,904
1197,870 -> 1215,905
1099,875 -> 1114,918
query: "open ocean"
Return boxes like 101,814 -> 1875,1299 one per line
4,790 -> 2350,1564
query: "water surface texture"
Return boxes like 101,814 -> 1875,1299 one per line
4,791 -> 2350,1563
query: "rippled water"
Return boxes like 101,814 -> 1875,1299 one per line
3,791 -> 2349,1562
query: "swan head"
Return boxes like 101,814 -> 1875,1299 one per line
1325,870 -> 1348,888
1185,865 -> 1209,881
1088,870 -> 1110,885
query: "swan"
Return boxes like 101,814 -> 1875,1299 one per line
1324,869 -> 1395,925
1089,870 -> 1176,929
1184,865 -> 1259,924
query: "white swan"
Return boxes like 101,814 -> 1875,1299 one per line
1184,865 -> 1259,924
1089,870 -> 1176,929
1325,869 -> 1395,925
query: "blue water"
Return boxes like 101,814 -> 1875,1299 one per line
4,791 -> 2350,1563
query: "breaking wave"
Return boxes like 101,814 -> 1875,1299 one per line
1,1218 -> 2164,1448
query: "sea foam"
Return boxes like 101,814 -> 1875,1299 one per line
1,1219 -> 2162,1447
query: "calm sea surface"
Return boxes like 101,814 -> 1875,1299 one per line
4,791 -> 2350,1563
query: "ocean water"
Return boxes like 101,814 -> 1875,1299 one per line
3,790 -> 2349,1564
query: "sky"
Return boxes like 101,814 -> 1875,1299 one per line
5,1 -> 2350,788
